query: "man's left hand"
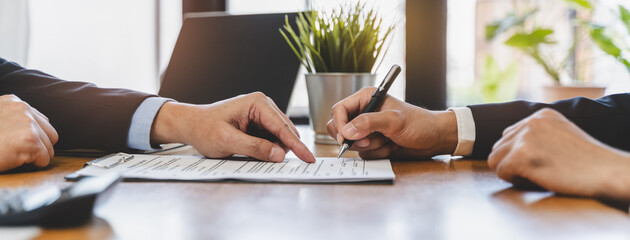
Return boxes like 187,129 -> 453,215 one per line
488,108 -> 630,201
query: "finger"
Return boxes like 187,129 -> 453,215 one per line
327,119 -> 338,143
259,97 -> 300,140
255,101 -> 316,163
22,102 -> 58,145
340,110 -> 402,140
487,135 -> 517,171
490,125 -> 524,168
32,140 -> 51,167
26,137 -> 51,168
30,110 -> 59,145
27,104 -> 49,122
493,121 -> 527,152
34,124 -> 55,159
265,96 -> 300,138
224,129 -> 286,162
349,133 -> 389,152
501,119 -> 526,139
272,139 -> 290,153
494,150 -> 528,185
494,155 -> 517,183
331,87 -> 377,144
7,100 -> 58,146
358,143 -> 395,159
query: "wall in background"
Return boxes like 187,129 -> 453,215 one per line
28,0 -> 160,93
0,1 -> 30,66
24,0 -> 405,106
159,0 -> 183,78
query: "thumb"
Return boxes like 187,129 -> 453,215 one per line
340,110 -> 402,141
225,129 -> 286,162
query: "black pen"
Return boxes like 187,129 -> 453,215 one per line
337,65 -> 402,158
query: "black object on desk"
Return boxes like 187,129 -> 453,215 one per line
0,173 -> 121,227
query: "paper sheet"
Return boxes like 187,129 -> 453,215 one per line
71,154 -> 395,183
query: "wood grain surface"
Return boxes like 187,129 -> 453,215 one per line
1,126 -> 629,240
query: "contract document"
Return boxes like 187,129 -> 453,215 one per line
66,153 -> 395,183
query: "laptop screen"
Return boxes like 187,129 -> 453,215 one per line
159,12 -> 300,112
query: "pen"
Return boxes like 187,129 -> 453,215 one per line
337,65 -> 402,158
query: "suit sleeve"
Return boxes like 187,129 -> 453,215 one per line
467,93 -> 630,158
0,57 -> 156,151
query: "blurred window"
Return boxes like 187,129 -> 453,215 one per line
448,0 -> 630,106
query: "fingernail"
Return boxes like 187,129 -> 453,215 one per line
356,138 -> 369,147
269,146 -> 285,162
336,133 -> 343,145
341,123 -> 358,138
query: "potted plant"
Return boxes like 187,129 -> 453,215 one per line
280,3 -> 394,144
485,0 -> 606,102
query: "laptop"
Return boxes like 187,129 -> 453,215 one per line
159,12 -> 300,112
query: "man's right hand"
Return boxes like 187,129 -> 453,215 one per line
327,87 -> 458,159
0,95 -> 58,172
151,92 -> 315,163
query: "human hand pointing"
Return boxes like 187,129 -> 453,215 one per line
151,92 -> 315,163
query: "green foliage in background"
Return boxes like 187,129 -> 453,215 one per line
485,9 -> 537,41
486,7 -> 564,82
487,0 -> 630,83
562,0 -> 593,9
621,6 -> 630,34
279,3 -> 394,73
479,56 -> 519,103
505,28 -> 561,81
588,5 -> 630,73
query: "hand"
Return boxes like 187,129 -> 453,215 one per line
488,108 -> 630,201
0,95 -> 59,172
151,92 -> 315,163
327,87 -> 458,159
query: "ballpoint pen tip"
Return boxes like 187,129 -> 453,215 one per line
337,143 -> 349,159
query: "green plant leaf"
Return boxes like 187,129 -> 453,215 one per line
562,0 -> 593,10
589,27 -> 622,57
278,2 -> 394,73
620,5 -> 630,35
530,49 -> 560,81
485,9 -> 538,41
504,28 -> 555,48
589,25 -> 630,73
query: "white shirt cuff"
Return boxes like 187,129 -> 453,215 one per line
448,107 -> 476,156
126,97 -> 174,150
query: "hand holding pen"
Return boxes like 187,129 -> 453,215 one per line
328,65 -> 459,159
336,65 -> 401,158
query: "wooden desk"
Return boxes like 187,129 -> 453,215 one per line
2,126 -> 630,239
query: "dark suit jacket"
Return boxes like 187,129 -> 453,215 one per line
468,93 -> 630,158
0,57 -> 155,151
